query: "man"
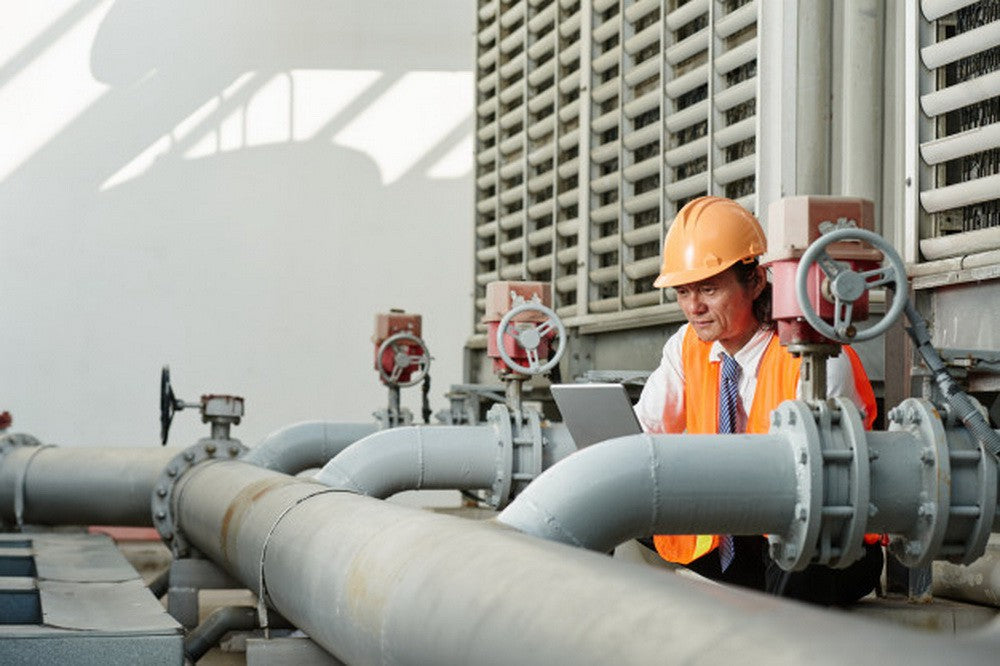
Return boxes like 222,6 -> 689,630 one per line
634,196 -> 883,603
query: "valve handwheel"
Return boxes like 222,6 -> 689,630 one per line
160,365 -> 182,446
794,228 -> 908,343
496,303 -> 567,375
376,332 -> 431,387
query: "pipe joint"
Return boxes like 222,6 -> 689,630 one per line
767,398 -> 871,571
485,404 -> 545,508
152,438 -> 248,557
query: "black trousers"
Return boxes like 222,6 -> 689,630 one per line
641,536 -> 884,605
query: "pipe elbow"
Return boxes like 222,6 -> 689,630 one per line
246,421 -> 377,473
498,434 -> 660,552
315,426 -> 499,498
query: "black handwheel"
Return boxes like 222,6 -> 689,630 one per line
160,365 -> 177,445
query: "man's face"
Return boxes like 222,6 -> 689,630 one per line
674,267 -> 762,352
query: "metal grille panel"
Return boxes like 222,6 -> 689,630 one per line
918,0 -> 1000,233
475,0 -> 759,330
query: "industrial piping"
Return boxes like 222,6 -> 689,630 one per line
314,425 -> 499,496
498,432 -> 799,552
243,421 -> 378,474
499,399 -> 1000,571
171,459 -> 998,665
0,445 -> 177,527
314,421 -> 578,500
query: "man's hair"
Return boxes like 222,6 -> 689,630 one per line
731,259 -> 773,327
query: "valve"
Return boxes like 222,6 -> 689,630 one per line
483,281 -> 565,378
795,226 -> 908,342
372,310 -> 432,428
496,303 -> 567,375
159,365 -> 244,444
376,332 -> 431,387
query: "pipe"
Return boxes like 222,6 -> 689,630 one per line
0,446 -> 177,526
183,605 -> 258,662
498,433 -> 799,552
934,535 -> 1000,608
147,567 -> 170,599
172,460 -> 998,665
243,421 -> 378,474
314,426 -> 499,497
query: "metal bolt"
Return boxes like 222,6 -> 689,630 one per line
156,487 -> 167,498
228,445 -> 240,456
183,451 -> 195,462
163,531 -> 173,541
920,448 -> 934,465
918,502 -> 936,521
769,543 -> 783,559
167,466 -> 177,477
787,411 -> 797,426
868,503 -> 878,517
155,511 -> 166,520
796,504 -> 808,521
799,451 -> 808,465
205,443 -> 216,455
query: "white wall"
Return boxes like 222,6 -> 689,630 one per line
0,1 -> 475,448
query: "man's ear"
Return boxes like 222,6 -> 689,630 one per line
752,265 -> 767,299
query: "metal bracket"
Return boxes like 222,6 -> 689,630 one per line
151,438 -> 248,558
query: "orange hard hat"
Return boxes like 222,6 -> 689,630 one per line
653,196 -> 766,288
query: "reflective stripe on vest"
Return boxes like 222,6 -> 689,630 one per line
653,325 -> 877,565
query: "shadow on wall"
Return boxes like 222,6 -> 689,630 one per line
0,1 -> 475,447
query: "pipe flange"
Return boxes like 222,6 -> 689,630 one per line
767,400 -> 825,571
886,398 -> 950,569
509,408 -> 544,498
815,398 -> 871,568
151,438 -> 247,557
937,421 -> 998,565
486,404 -> 514,509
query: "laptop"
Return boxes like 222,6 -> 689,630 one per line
550,383 -> 643,449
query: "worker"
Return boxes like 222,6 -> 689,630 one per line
634,196 -> 883,604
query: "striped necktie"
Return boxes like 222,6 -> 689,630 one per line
718,353 -> 741,571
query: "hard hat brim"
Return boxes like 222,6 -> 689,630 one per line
653,257 -> 742,289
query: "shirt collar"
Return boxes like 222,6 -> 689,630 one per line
708,327 -> 773,371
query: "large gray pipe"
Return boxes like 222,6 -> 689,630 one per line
497,428 -> 989,553
0,446 -> 176,526
499,433 -> 799,552
314,425 -> 498,496
173,460 -> 997,665
243,421 -> 378,474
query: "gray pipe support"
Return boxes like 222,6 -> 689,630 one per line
314,425 -> 499,497
0,446 -> 177,526
243,421 -> 378,474
498,433 -> 798,552
172,460 -> 997,665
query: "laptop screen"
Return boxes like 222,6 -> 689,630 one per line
550,383 -> 643,449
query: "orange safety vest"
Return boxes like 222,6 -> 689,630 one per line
653,325 -> 878,565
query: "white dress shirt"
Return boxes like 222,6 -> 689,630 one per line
634,323 -> 867,433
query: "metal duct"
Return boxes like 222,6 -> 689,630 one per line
0,446 -> 176,527
173,460 -> 998,665
314,425 -> 499,497
243,421 -> 378,474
